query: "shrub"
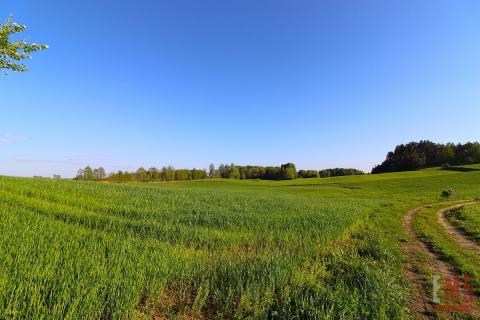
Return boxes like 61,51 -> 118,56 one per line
441,188 -> 455,198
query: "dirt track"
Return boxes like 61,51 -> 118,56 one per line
402,200 -> 474,319
436,202 -> 479,253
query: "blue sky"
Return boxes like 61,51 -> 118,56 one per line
1,0 -> 480,177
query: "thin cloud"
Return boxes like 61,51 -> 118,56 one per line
9,157 -> 81,165
0,134 -> 27,145
9,156 -> 136,171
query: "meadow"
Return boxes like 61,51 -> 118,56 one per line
1,166 -> 480,319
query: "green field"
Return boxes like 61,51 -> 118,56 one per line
1,166 -> 480,319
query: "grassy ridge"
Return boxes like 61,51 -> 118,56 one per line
1,166 -> 480,319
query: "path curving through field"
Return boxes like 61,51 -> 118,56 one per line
402,200 -> 473,319
436,202 -> 479,253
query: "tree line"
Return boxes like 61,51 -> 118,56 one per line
297,168 -> 365,178
76,166 -> 207,182
74,163 -> 365,182
74,166 -> 106,181
372,141 -> 480,174
216,163 -> 298,180
318,168 -> 365,178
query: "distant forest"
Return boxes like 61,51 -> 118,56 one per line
74,163 -> 365,182
73,140 -> 480,181
372,141 -> 480,174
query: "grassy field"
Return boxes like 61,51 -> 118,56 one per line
1,166 -> 480,319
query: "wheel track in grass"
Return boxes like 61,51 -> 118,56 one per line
402,200 -> 474,319
437,202 -> 479,253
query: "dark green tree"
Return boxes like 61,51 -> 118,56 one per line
280,163 -> 297,180
147,167 -> 159,181
298,170 -> 319,178
84,166 -> 94,181
75,168 -> 85,180
135,167 -> 148,182
175,169 -> 190,181
93,167 -> 106,180
229,163 -> 240,179
165,165 -> 175,181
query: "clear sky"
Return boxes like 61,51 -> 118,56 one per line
1,0 -> 480,177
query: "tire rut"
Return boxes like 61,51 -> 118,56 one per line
402,200 -> 472,319
437,202 -> 479,253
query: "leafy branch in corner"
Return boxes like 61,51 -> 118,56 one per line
0,17 -> 48,74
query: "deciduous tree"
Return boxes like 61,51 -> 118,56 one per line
1,17 -> 47,74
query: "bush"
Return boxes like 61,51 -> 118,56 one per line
441,188 -> 455,198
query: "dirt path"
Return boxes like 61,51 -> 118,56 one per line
402,200 -> 472,319
436,202 -> 479,252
